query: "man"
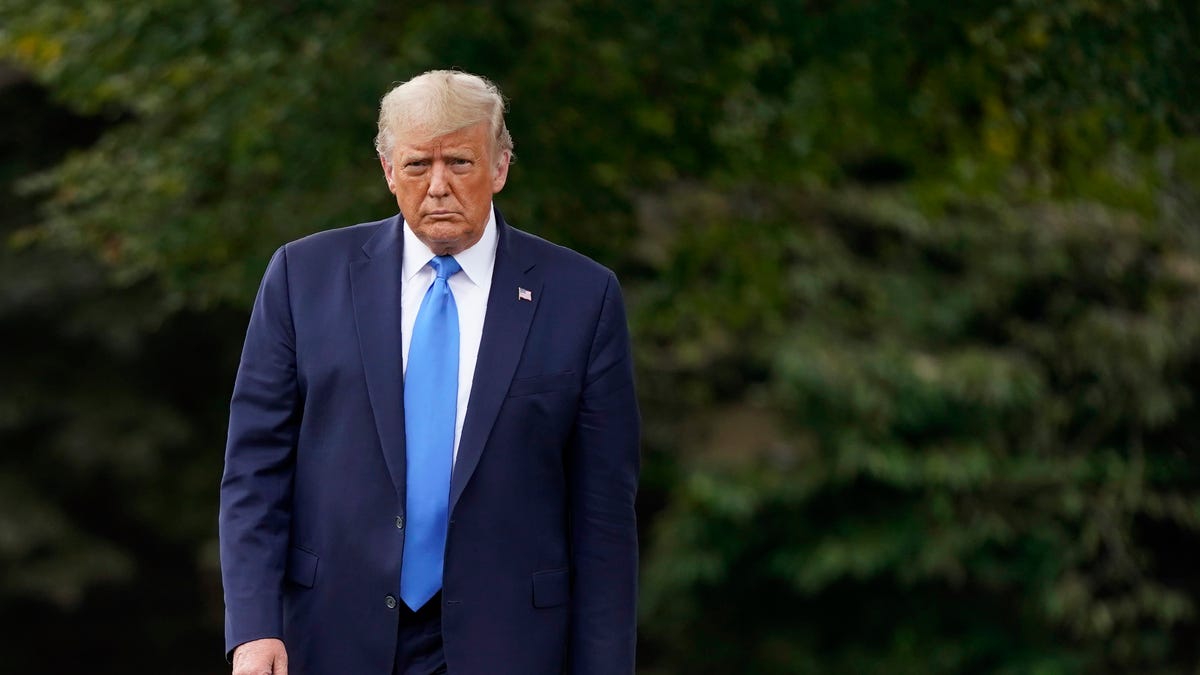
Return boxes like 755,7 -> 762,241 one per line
219,70 -> 640,675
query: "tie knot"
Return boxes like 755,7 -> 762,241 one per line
429,255 -> 461,280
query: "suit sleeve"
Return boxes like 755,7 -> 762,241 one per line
568,271 -> 641,674
218,246 -> 300,660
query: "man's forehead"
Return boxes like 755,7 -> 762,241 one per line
394,122 -> 491,154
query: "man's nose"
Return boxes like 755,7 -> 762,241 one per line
428,162 -> 451,197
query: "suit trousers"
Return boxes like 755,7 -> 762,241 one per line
393,592 -> 447,675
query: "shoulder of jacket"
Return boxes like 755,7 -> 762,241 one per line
283,218 -> 388,255
506,225 -> 615,283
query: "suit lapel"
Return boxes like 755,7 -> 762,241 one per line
350,215 -> 408,498
450,211 -> 541,515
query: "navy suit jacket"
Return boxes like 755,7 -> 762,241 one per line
219,210 -> 640,674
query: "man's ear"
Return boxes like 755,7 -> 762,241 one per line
491,150 -> 510,194
380,154 -> 396,193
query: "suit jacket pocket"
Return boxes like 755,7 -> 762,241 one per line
532,568 -> 570,608
285,546 -> 319,588
507,371 -> 577,398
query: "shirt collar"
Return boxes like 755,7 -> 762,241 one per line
401,204 -> 498,287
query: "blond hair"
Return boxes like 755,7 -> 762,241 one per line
375,70 -> 514,161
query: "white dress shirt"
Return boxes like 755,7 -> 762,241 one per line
400,206 -> 497,465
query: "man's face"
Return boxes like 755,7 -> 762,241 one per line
381,121 -> 510,256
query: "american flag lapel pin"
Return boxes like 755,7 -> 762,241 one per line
518,287 -> 533,302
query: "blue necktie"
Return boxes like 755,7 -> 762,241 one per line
401,255 -> 461,610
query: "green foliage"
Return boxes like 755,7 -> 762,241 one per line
1,0 -> 1198,672
638,163 -> 1200,672
0,74 -> 236,673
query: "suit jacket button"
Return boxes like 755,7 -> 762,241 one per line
395,516 -> 404,530
385,594 -> 397,609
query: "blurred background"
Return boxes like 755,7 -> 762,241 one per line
2,1 -> 1198,673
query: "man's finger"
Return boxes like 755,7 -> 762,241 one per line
231,638 -> 286,675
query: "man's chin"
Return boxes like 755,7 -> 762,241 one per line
417,228 -> 480,256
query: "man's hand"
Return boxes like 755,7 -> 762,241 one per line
232,638 -> 288,675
